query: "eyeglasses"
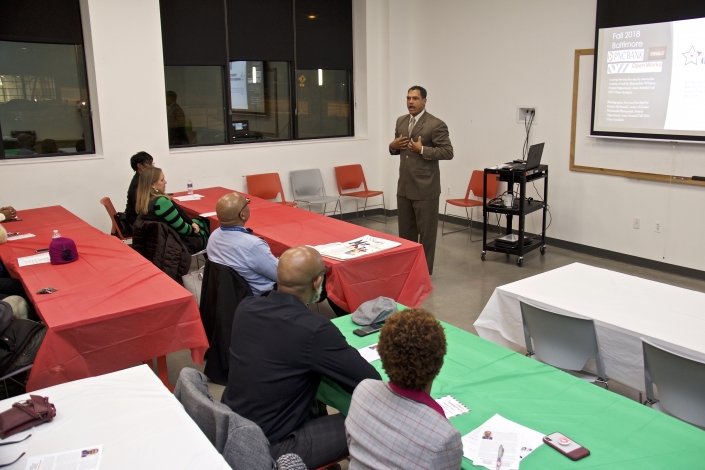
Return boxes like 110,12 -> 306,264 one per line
239,198 -> 251,213
0,433 -> 31,467
311,266 -> 329,284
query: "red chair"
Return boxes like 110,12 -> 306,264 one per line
245,173 -> 297,207
334,164 -> 386,223
99,197 -> 131,242
442,171 -> 499,241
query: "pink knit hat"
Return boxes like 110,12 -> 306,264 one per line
49,237 -> 79,265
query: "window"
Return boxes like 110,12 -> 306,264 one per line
296,69 -> 351,139
164,66 -> 227,147
159,0 -> 353,148
0,0 -> 94,159
230,61 -> 292,142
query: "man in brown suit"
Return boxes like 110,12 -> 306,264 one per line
389,86 -> 453,274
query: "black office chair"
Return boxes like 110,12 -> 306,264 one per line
199,260 -> 253,385
132,218 -> 191,284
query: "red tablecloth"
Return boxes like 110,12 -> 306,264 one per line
178,187 -> 433,311
0,207 -> 208,391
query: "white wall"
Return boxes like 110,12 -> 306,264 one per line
385,0 -> 705,272
1,0 -> 386,235
2,0 -> 703,273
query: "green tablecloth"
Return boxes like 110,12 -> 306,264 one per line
321,313 -> 705,469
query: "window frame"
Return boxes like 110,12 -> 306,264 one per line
0,3 -> 96,161
162,0 -> 355,150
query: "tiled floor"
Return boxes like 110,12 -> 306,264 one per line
166,215 -> 705,407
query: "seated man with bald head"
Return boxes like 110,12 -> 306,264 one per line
222,246 -> 381,469
206,192 -> 278,295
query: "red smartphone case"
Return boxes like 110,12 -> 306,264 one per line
543,435 -> 590,461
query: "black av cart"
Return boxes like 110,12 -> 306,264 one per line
481,164 -> 548,267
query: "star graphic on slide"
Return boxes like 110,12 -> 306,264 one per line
682,45 -> 701,65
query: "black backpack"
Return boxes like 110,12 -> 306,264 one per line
0,301 -> 46,377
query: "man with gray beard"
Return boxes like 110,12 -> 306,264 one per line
221,246 -> 381,468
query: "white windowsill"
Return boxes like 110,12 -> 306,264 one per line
168,135 -> 368,154
0,154 -> 105,166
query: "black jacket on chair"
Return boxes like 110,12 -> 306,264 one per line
132,217 -> 191,284
200,259 -> 253,385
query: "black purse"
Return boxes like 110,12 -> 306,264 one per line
114,212 -> 132,236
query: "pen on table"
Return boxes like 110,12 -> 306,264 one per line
496,444 -> 504,470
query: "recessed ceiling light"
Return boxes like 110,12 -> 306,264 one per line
308,15 -> 316,19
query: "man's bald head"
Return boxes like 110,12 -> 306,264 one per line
216,192 -> 249,226
277,246 -> 326,303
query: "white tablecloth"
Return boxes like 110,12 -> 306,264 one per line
474,263 -> 705,392
0,365 -> 231,469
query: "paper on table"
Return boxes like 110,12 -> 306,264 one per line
311,235 -> 401,261
478,430 -> 520,470
24,444 -> 103,470
358,343 -> 380,363
199,211 -> 217,217
7,233 -> 35,241
18,252 -> 50,267
435,395 -> 470,418
173,194 -> 203,201
462,414 -> 544,469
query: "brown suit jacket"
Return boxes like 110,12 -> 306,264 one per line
390,111 -> 453,200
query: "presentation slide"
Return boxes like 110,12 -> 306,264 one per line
593,17 -> 705,139
229,61 -> 264,112
229,61 -> 248,110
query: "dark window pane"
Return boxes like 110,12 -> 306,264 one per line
295,0 -> 353,70
0,0 -> 83,45
0,41 -> 94,158
227,0 -> 294,62
295,69 -> 351,138
230,61 -> 291,142
160,0 -> 226,66
164,66 -> 227,147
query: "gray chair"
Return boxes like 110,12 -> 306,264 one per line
174,368 -> 306,470
290,169 -> 342,218
642,339 -> 705,428
520,302 -> 608,388
0,364 -> 33,399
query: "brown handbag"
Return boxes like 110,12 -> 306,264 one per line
0,395 -> 56,439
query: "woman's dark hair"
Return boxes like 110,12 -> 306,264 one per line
378,308 -> 447,390
130,151 -> 154,171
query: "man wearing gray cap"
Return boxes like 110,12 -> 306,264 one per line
206,192 -> 278,296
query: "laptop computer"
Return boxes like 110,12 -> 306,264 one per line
495,234 -> 533,248
232,120 -> 250,137
508,143 -> 544,170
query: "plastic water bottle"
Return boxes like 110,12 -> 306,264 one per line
187,180 -> 194,195
52,230 -> 61,238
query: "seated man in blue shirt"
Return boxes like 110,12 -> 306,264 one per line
207,192 -> 278,296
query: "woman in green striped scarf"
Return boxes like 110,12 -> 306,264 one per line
135,167 -> 209,253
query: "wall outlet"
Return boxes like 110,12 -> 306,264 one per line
655,221 -> 662,233
517,106 -> 537,124
633,217 -> 640,229
447,186 -> 451,195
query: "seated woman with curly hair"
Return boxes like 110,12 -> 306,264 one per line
135,167 -> 209,253
345,308 -> 462,470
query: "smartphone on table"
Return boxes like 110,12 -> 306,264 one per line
353,322 -> 384,337
543,432 -> 590,461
